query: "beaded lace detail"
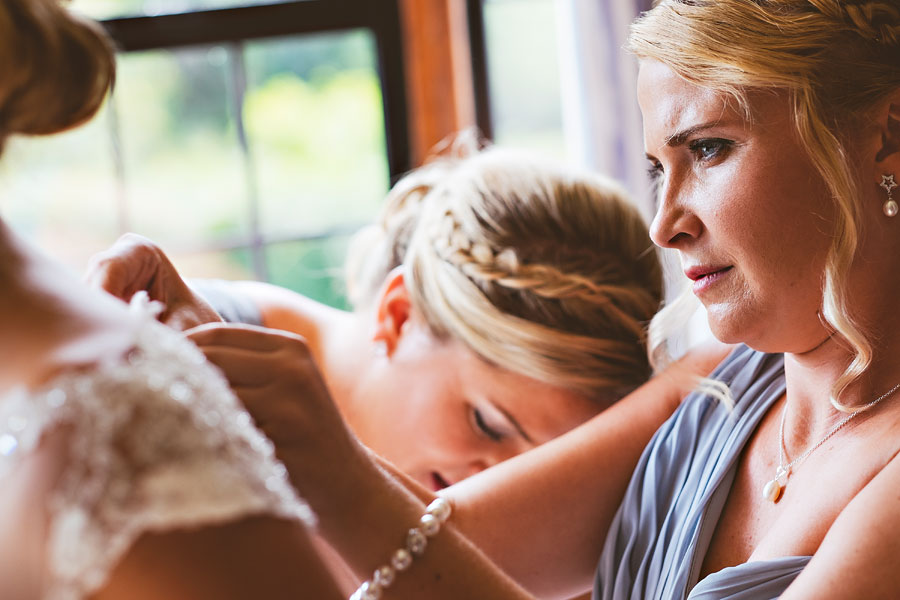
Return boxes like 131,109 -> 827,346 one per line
0,296 -> 314,599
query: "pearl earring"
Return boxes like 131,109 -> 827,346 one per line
881,174 -> 898,217
373,339 -> 388,358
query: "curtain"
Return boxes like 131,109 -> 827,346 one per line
556,0 -> 653,219
556,0 -> 711,351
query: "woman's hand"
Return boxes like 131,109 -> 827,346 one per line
184,323 -> 367,516
84,233 -> 223,330
185,324 -> 538,600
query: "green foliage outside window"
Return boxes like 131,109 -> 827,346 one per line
0,16 -> 389,311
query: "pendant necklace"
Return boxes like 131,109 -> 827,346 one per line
762,381 -> 900,503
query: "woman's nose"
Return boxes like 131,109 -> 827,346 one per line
649,183 -> 702,249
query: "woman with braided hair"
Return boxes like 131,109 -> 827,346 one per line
139,0 -> 900,599
90,145 -> 709,495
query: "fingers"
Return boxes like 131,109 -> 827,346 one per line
84,233 -> 192,308
186,322 -> 307,352
187,323 -> 316,390
201,346 -> 281,387
160,290 -> 225,331
84,233 -> 170,301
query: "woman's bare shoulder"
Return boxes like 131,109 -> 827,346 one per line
782,443 -> 900,599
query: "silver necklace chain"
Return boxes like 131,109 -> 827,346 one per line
763,381 -> 900,503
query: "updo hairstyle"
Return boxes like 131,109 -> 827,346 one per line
346,143 -> 663,404
0,0 -> 115,152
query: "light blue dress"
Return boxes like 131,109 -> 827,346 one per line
595,345 -> 811,600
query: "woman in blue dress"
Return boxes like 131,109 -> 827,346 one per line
175,1 -> 900,598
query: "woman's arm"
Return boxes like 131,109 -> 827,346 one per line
443,341 -> 730,599
92,516 -> 344,600
186,323 -> 538,600
216,279 -> 325,334
373,342 -> 729,598
188,323 -> 729,600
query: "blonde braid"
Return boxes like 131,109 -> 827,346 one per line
811,0 -> 900,45
404,150 -> 663,402
348,141 -> 663,403
435,211 -> 630,304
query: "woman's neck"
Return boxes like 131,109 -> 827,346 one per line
0,222 -> 133,391
783,325 -> 900,441
782,223 -> 900,433
0,226 -> 73,387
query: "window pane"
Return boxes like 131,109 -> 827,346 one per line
0,18 -> 389,304
172,247 -> 255,281
483,0 -> 564,157
0,104 -> 119,270
72,0 -> 293,20
243,30 -> 389,240
114,46 -> 249,250
265,236 -> 354,309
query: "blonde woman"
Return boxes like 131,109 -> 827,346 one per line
0,1 -> 344,598
91,146 -> 683,492
185,1 -> 900,599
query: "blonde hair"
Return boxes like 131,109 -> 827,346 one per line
0,0 -> 115,152
346,144 -> 663,404
629,0 -> 900,410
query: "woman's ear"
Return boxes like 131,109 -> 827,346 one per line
372,267 -> 411,357
874,97 -> 900,165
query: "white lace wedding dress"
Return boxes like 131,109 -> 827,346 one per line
0,297 -> 315,599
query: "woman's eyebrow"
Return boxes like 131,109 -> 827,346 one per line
664,120 -> 723,146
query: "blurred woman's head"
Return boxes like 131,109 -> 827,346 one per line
344,142 -> 663,487
0,0 -> 114,154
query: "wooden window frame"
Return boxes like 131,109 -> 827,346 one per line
102,0 -> 411,180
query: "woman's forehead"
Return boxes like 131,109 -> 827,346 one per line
637,61 -> 793,145
637,62 -> 731,140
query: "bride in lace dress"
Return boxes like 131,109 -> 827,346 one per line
0,2 -> 342,598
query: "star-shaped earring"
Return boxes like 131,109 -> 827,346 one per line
882,174 -> 898,217
881,174 -> 897,195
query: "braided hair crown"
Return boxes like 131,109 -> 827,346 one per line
346,139 -> 663,402
810,0 -> 900,46
399,146 -> 663,402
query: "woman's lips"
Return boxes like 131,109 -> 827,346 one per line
685,265 -> 733,295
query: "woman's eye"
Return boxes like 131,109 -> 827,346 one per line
471,408 -> 504,442
646,159 -> 664,181
688,138 -> 732,162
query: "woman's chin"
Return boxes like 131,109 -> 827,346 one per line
707,307 -> 831,355
705,310 -> 747,346
706,311 -> 768,350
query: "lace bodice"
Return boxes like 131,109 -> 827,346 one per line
0,298 -> 315,599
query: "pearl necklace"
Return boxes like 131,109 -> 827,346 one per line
762,382 -> 900,503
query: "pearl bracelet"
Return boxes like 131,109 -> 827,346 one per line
349,497 -> 452,600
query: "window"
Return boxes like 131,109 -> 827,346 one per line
1,0 -> 408,309
477,0 -> 565,158
464,0 -> 565,159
